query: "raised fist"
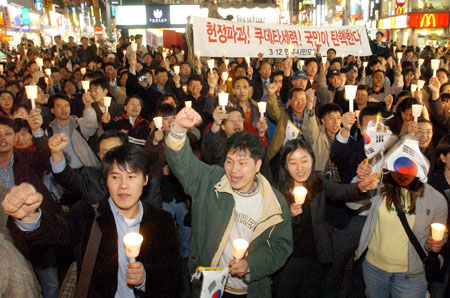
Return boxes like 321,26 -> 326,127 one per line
2,183 -> 42,222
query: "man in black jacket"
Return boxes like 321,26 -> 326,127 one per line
4,144 -> 182,297
49,130 -> 161,208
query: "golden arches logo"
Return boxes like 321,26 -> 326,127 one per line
420,14 -> 436,28
396,7 -> 405,14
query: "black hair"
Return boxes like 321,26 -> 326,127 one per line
437,68 -> 450,78
124,95 -> 143,107
224,130 -> 265,163
14,118 -> 31,134
435,134 -> 450,170
396,97 -> 418,115
224,106 -> 245,121
289,87 -> 305,99
330,58 -> 342,66
157,103 -> 177,117
81,36 -> 88,41
272,71 -> 284,79
0,115 -> 17,131
135,34 -> 143,40
305,58 -> 318,67
48,94 -> 70,109
98,130 -> 128,149
154,67 -> 168,76
277,139 -> 323,204
102,143 -> 150,178
327,48 -> 336,55
62,79 -> 78,93
104,62 -> 116,69
397,90 -> 413,100
357,85 -> 370,93
359,105 -> 383,124
232,76 -> 250,88
318,103 -> 342,119
10,104 -> 30,115
187,74 -> 203,86
158,93 -> 179,109
90,77 -> 109,91
440,83 -> 450,94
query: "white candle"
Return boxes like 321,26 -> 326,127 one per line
221,72 -> 229,82
410,84 -> 417,93
417,80 -> 425,90
17,54 -> 21,60
232,239 -> 249,263
224,59 -> 229,68
245,56 -> 250,65
80,67 -> 86,76
218,92 -> 229,110
44,68 -> 51,76
363,61 -> 368,69
24,48 -> 28,55
345,85 -> 358,112
44,77 -> 49,85
258,102 -> 266,118
357,49 -> 362,56
25,85 -> 38,109
431,59 -> 440,77
397,52 -> 403,64
412,104 -> 423,122
153,116 -> 163,130
103,96 -> 111,113
195,51 -> 201,59
36,57 -> 43,70
185,101 -> 192,109
81,80 -> 90,92
173,65 -> 180,74
123,50 -> 126,56
321,56 -> 327,65
207,59 -> 215,70
123,232 -> 143,263
418,58 -> 424,66
162,52 -> 167,59
0,65 -> 3,74
131,42 -> 137,52
222,49 -> 226,56
293,186 -> 307,204
431,223 -> 446,241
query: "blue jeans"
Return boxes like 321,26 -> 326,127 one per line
363,259 -> 427,298
163,199 -> 191,258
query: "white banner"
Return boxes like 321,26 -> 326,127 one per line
193,16 -> 373,58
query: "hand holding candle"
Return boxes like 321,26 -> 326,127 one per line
173,65 -> 180,74
397,52 -> 403,64
418,58 -> 424,66
417,80 -> 425,90
221,72 -> 229,82
44,68 -> 51,77
207,59 -> 215,71
431,223 -> 446,241
321,56 -> 327,65
410,84 -> 417,93
185,101 -> 192,109
123,232 -> 143,263
431,59 -> 440,77
232,239 -> 249,264
82,81 -> 90,92
131,42 -> 137,52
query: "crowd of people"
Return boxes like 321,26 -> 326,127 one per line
0,31 -> 449,298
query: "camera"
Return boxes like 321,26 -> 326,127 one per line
139,76 -> 148,82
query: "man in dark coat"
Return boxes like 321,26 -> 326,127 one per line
4,144 -> 182,297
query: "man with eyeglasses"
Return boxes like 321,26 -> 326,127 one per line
201,106 -> 268,166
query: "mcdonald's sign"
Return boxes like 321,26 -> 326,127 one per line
395,6 -> 405,14
410,13 -> 449,28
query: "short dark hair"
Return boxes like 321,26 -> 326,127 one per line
10,104 -> 31,115
0,116 -> 17,131
272,71 -> 284,79
357,85 -> 370,93
90,77 -> 109,91
187,74 -> 203,86
327,48 -> 336,55
319,103 -> 342,119
305,58 -> 318,67
154,67 -> 168,76
233,76 -> 250,88
124,95 -> 143,107
81,37 -> 88,41
102,143 -> 150,178
135,34 -> 143,40
98,130 -> 128,149
289,87 -> 305,99
359,105 -> 383,124
224,106 -> 245,121
440,83 -> 450,94
224,130 -> 265,163
158,103 -> 177,117
104,62 -> 116,69
437,68 -> 449,78
435,134 -> 450,167
48,94 -> 70,109
330,58 -> 341,66
14,118 -> 31,134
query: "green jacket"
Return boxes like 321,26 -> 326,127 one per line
165,133 -> 293,298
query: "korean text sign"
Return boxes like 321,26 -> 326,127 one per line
193,16 -> 373,58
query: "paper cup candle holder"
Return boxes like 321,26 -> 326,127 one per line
123,232 -> 143,263
218,93 -> 229,110
103,97 -> 112,113
153,116 -> 163,130
344,85 -> 358,112
25,85 -> 38,109
232,239 -> 249,263
431,223 -> 446,241
293,186 -> 307,204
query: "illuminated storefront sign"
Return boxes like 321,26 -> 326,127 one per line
378,15 -> 408,29
409,13 -> 449,28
